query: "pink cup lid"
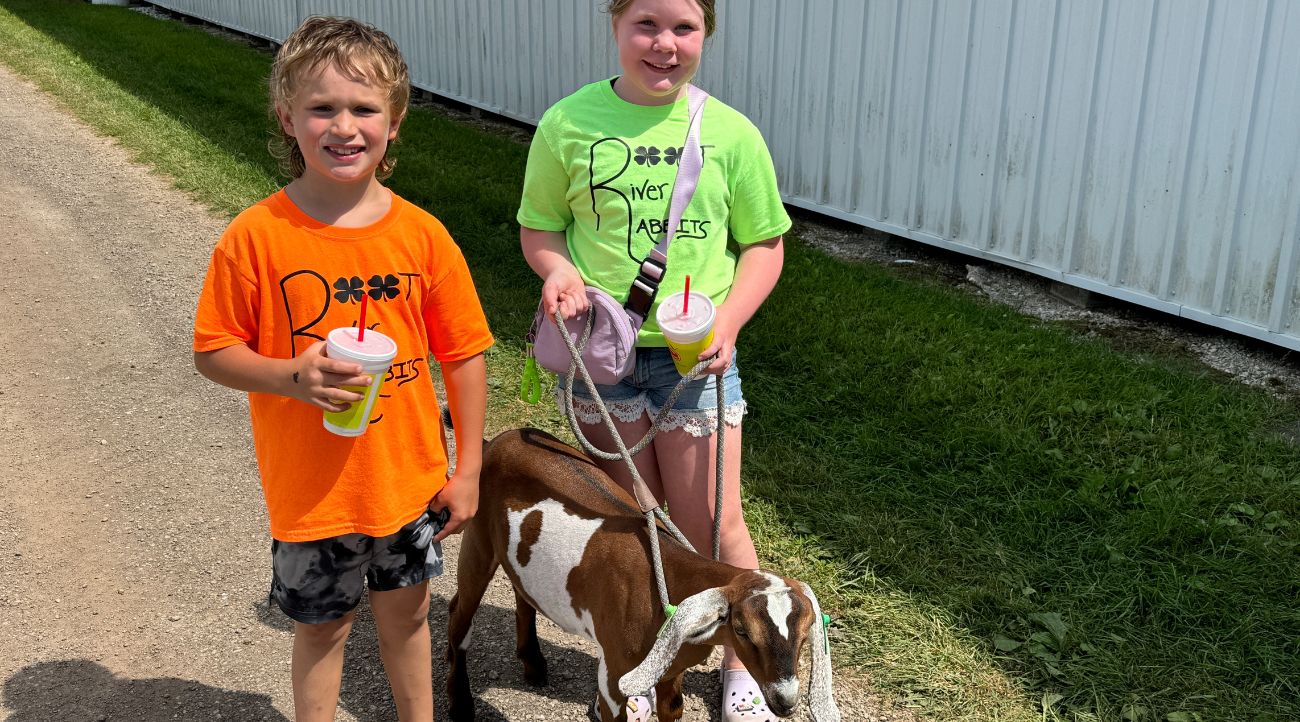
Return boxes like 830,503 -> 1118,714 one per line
327,326 -> 397,362
656,291 -> 714,335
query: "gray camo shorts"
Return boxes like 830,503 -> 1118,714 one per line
270,508 -> 448,624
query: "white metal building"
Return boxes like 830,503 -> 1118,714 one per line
145,0 -> 1300,351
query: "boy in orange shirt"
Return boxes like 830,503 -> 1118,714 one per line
192,17 -> 492,721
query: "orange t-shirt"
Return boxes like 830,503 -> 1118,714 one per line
193,190 -> 494,542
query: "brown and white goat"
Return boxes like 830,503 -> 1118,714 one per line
447,428 -> 839,722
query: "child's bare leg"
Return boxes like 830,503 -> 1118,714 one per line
578,414 -> 666,502
654,423 -> 756,671
370,581 -> 433,721
291,611 -> 356,722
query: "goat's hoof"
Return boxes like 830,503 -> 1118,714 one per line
448,698 -> 475,722
522,658 -> 548,687
519,645 -> 548,686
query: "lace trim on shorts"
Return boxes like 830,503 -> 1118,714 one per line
559,392 -> 650,425
559,391 -> 747,439
652,400 -> 747,437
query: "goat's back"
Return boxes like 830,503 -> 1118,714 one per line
479,428 -> 648,524
473,428 -> 683,639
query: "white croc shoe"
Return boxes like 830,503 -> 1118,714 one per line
624,688 -> 656,722
721,668 -> 777,721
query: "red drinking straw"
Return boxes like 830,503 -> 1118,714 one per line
683,275 -> 691,315
357,294 -> 369,342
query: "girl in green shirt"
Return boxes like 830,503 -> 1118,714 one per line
519,1 -> 791,719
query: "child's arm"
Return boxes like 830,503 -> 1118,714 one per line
430,351 -> 488,542
193,342 -> 372,412
699,236 -> 785,374
521,227 -> 588,320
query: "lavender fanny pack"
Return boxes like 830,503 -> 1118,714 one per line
523,86 -> 709,394
529,287 -> 641,385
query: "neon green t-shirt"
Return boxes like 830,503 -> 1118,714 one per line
518,78 -> 791,346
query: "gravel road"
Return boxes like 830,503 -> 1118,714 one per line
0,63 -> 894,721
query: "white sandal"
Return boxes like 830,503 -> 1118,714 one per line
721,668 -> 776,721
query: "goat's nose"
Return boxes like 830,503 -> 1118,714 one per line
766,679 -> 800,717
768,697 -> 798,718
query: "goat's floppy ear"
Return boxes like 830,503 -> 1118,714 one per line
800,582 -> 841,722
618,587 -> 729,696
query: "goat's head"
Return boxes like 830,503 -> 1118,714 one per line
618,571 -> 840,721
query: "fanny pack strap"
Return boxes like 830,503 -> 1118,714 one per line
623,84 -> 709,323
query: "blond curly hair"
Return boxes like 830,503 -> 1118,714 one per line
268,16 -> 410,180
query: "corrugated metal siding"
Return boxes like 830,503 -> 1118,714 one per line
144,0 -> 1300,351
147,0 -> 296,41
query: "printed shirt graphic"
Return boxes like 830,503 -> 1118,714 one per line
193,190 -> 494,542
518,79 -> 791,346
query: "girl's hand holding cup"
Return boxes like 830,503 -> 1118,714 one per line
658,285 -> 731,377
697,302 -> 739,375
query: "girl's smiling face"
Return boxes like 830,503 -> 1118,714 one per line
276,63 -> 403,185
611,0 -> 707,106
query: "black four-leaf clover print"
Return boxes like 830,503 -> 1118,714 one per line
368,274 -> 400,301
333,276 -> 365,303
635,146 -> 661,166
634,145 -> 684,166
333,274 -> 401,303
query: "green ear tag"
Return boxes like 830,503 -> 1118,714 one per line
656,604 -> 678,639
822,613 -> 831,653
519,348 -> 542,404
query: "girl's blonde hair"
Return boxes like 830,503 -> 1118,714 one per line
605,0 -> 717,37
268,16 -> 410,180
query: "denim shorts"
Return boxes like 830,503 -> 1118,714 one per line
269,509 -> 448,624
556,346 -> 746,437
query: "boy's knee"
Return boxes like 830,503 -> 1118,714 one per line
375,612 -> 429,649
295,613 -> 355,645
388,600 -> 431,630
373,587 -> 432,629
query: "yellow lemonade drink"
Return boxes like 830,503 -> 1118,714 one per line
656,291 -> 716,377
322,326 -> 397,437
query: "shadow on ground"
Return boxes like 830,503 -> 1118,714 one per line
3,660 -> 288,721
249,590 -> 599,721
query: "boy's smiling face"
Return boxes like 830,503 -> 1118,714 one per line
276,63 -> 403,186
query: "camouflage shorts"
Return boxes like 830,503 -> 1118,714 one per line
270,509 -> 449,624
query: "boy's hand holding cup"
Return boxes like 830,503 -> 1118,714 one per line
320,326 -> 397,436
289,342 -> 376,412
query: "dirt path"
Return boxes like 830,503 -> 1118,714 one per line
0,64 -> 893,721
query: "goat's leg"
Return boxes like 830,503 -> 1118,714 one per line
592,692 -> 623,722
654,674 -> 685,721
446,537 -> 497,722
594,656 -> 639,722
513,587 -> 548,686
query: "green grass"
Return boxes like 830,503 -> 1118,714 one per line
3,2 -> 1297,721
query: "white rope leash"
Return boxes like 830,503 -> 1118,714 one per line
552,308 -> 726,611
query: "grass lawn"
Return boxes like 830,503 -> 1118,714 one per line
2,2 -> 1296,720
